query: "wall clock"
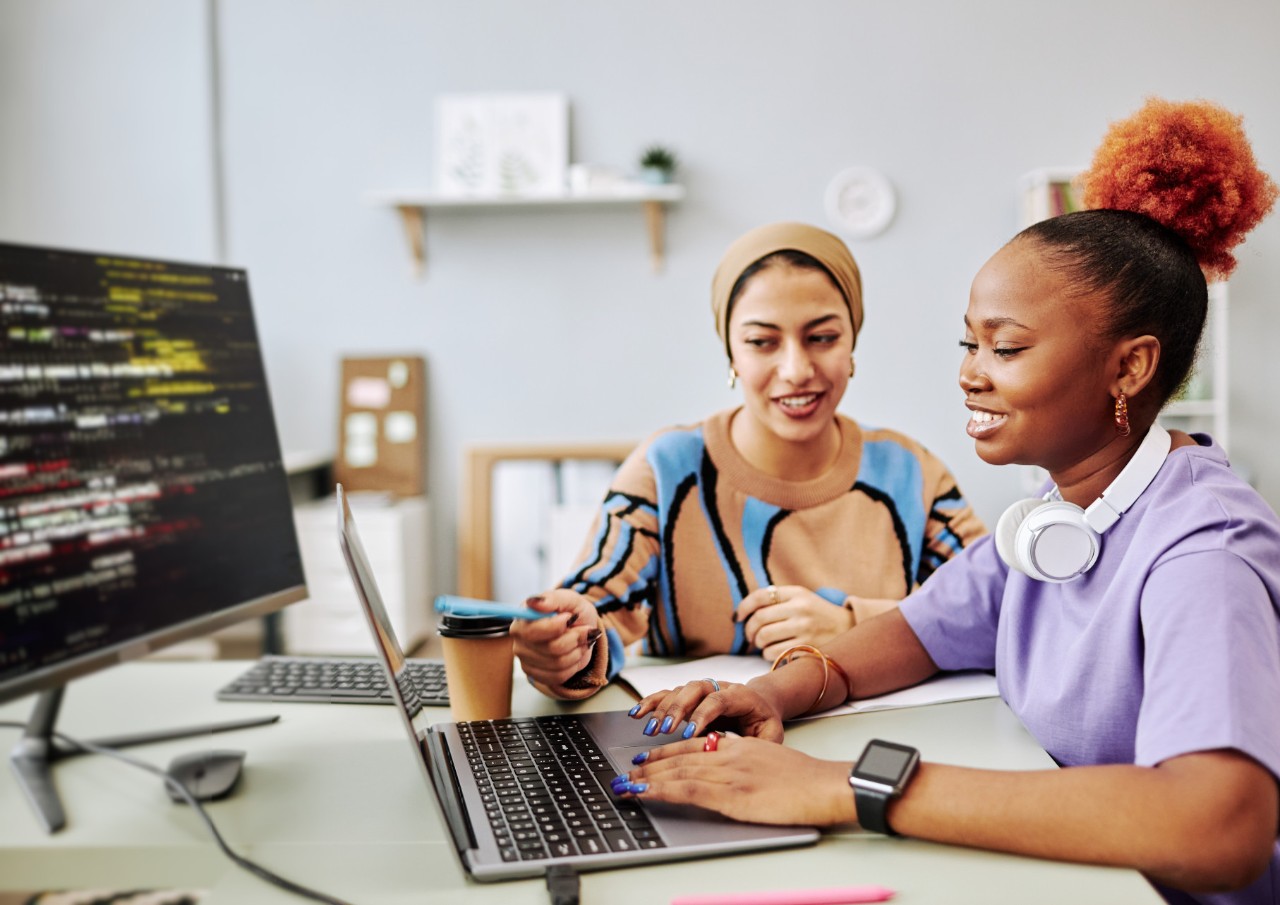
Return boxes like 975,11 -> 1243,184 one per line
824,166 -> 896,238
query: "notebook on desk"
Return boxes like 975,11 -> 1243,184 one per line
335,483 -> 819,881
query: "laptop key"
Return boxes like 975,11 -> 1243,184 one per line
604,831 -> 636,852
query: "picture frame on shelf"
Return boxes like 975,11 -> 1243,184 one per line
435,92 -> 569,197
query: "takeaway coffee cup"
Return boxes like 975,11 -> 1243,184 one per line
438,613 -> 515,721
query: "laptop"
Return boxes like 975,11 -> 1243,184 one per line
334,484 -> 820,881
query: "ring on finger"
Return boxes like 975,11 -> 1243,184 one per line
700,677 -> 721,693
767,584 -> 779,606
703,731 -> 720,753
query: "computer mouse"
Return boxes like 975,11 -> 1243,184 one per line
165,749 -> 247,803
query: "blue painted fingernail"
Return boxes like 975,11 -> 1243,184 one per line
660,716 -> 674,734
627,782 -> 648,794
611,773 -> 629,787
682,722 -> 697,739
631,751 -> 649,765
644,718 -> 658,736
628,704 -> 641,716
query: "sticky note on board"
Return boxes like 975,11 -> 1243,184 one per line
344,412 -> 379,467
348,376 -> 391,409
385,411 -> 417,443
345,411 -> 378,438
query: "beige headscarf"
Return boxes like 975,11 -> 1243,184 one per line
710,221 -> 864,360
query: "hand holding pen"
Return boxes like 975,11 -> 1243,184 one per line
507,589 -> 603,689
434,595 -> 556,621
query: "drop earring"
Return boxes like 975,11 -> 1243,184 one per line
1114,392 -> 1131,437
727,366 -> 737,389
849,354 -> 856,378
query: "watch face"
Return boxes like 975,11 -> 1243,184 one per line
855,740 -> 917,784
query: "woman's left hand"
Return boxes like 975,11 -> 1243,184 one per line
617,734 -> 856,826
736,585 -> 855,661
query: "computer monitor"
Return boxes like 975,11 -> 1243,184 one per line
0,242 -> 307,831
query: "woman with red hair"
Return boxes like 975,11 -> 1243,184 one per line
617,98 -> 1280,905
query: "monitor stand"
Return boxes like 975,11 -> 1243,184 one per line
9,684 -> 280,833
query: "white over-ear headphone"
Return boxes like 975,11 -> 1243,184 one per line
995,424 -> 1171,583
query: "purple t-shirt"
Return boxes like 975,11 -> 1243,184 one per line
900,437 -> 1280,905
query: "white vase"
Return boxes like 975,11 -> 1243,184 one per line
639,166 -> 671,185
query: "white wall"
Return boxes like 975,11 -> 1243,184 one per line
4,0 -> 1279,599
0,0 -> 217,261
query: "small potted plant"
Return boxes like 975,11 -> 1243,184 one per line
638,144 -> 678,184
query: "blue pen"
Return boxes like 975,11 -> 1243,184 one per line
433,595 -> 555,621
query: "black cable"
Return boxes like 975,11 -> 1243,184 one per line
0,720 -> 355,905
545,863 -> 580,905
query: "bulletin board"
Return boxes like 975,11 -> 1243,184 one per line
334,355 -> 426,496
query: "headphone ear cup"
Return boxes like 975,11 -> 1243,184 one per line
995,498 -> 1049,576
1018,501 -> 1099,582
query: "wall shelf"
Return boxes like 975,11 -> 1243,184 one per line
366,183 -> 686,277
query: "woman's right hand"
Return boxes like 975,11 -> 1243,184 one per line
510,589 -> 601,688
627,679 -> 785,743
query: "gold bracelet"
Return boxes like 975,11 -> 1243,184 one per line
770,644 -> 830,715
824,656 -> 853,702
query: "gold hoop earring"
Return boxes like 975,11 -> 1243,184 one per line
727,366 -> 737,389
1114,392 -> 1131,437
849,354 -> 856,378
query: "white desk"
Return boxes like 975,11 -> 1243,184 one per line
0,661 -> 1162,904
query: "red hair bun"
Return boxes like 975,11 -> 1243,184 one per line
1079,97 -> 1277,279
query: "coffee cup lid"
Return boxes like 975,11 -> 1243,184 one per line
438,613 -> 512,638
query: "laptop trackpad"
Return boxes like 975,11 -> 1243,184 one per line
605,743 -> 768,841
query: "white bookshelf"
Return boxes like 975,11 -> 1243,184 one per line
1019,169 -> 1229,447
1016,167 -> 1085,225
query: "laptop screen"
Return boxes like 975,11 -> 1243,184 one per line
336,485 -> 431,736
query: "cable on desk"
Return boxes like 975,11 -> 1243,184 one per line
0,720 -> 355,905
546,863 -> 580,905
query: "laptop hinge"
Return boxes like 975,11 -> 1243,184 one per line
425,729 -> 477,852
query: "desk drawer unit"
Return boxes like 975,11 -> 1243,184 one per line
285,495 -> 431,654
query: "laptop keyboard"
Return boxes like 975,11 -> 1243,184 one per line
458,715 -> 665,862
216,655 -> 448,706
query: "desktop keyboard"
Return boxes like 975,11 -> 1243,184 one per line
216,655 -> 449,706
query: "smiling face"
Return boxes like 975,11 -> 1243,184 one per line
727,262 -> 853,476
959,239 -> 1122,479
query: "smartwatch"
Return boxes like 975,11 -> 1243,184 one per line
848,738 -> 919,836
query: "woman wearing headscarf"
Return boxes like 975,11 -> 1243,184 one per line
512,222 -> 985,703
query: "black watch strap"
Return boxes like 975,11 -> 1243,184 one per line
853,785 -> 898,836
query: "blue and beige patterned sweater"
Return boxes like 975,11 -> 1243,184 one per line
550,408 -> 985,697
